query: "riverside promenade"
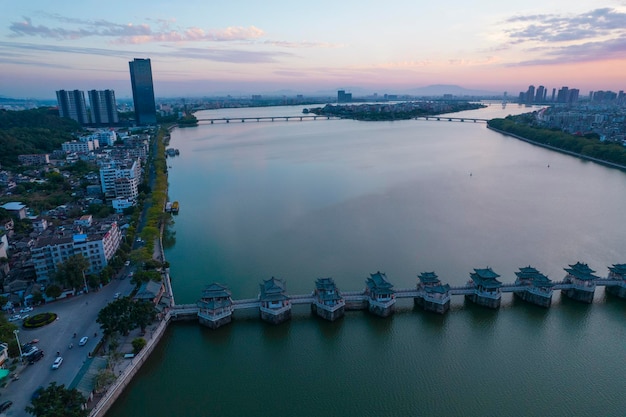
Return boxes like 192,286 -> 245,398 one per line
87,225 -> 175,417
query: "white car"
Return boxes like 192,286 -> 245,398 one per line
8,315 -> 21,322
51,357 -> 63,369
79,336 -> 88,346
20,307 -> 33,314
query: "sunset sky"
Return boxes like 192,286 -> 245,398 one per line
2,1 -> 626,99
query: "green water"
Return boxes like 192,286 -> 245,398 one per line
108,104 -> 626,417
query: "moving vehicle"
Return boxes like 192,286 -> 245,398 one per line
52,357 -> 63,369
79,336 -> 88,346
113,292 -> 121,299
20,306 -> 33,313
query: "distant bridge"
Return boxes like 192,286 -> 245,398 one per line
194,115 -> 489,125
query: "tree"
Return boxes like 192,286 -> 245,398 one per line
45,285 -> 62,299
97,298 -> 156,336
131,301 -> 157,333
93,369 -> 116,393
87,274 -> 100,290
25,382 -> 88,417
55,254 -> 90,290
132,337 -> 147,354
97,297 -> 134,336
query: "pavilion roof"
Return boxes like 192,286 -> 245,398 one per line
608,264 -> 626,276
201,282 -> 232,299
469,267 -> 502,288
315,277 -> 338,292
564,262 -> 599,281
260,277 -> 288,301
515,266 -> 553,287
418,271 -> 440,285
366,271 -> 395,294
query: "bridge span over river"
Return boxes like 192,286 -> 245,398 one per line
168,263 -> 626,326
195,115 -> 489,124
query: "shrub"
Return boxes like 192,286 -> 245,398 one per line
23,312 -> 58,328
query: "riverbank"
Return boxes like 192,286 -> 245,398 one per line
87,127 -> 176,417
487,125 -> 626,172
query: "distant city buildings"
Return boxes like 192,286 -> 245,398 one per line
337,90 -> 352,103
518,84 -> 581,105
88,90 -> 119,125
56,89 -> 119,126
56,89 -> 89,124
129,58 -> 157,125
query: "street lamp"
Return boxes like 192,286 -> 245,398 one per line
13,330 -> 22,363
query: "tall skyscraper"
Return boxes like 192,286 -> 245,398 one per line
56,89 -> 89,125
88,89 -> 119,126
129,58 -> 157,125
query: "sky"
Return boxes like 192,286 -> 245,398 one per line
2,0 -> 626,99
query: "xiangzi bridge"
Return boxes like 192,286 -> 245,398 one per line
168,262 -> 626,327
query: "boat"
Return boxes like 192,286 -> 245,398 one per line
171,201 -> 179,214
165,202 -> 173,212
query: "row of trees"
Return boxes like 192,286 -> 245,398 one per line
488,117 -> 626,168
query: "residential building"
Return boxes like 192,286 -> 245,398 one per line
99,159 -> 141,201
1,202 -> 27,220
62,140 -> 99,154
56,90 -> 89,125
31,221 -> 122,282
17,154 -> 50,166
129,58 -> 157,125
88,90 -> 119,125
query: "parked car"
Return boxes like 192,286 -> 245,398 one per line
113,292 -> 121,299
22,346 -> 38,357
0,401 -> 12,412
28,350 -> 44,364
79,336 -> 88,346
20,306 -> 34,313
8,315 -> 21,322
51,357 -> 63,369
124,260 -> 131,266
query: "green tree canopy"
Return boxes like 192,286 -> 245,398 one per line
25,382 -> 88,417
54,254 -> 90,290
97,298 -> 156,336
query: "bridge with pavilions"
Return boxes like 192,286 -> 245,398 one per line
167,262 -> 626,327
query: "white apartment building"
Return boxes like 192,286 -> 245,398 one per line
99,159 -> 141,201
31,221 -> 122,283
62,140 -> 99,154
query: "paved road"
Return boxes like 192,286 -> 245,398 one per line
1,272 -> 136,417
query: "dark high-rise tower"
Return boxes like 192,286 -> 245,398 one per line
56,89 -> 89,125
129,58 -> 157,125
88,89 -> 119,125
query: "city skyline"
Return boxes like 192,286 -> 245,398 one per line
2,1 -> 626,99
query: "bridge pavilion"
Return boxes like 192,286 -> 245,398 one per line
562,262 -> 599,303
259,277 -> 291,324
466,267 -> 502,309
605,264 -> 626,298
415,272 -> 450,314
197,283 -> 234,329
312,277 -> 345,321
514,266 -> 554,307
365,272 -> 396,317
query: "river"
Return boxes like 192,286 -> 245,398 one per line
107,103 -> 626,417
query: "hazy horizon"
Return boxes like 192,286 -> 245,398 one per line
2,1 -> 626,99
